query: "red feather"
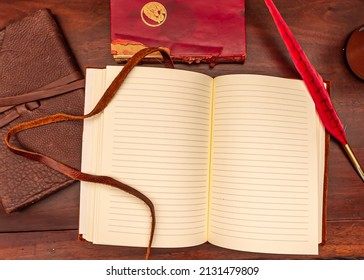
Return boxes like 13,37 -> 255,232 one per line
264,0 -> 347,145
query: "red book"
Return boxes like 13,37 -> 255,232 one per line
110,0 -> 246,66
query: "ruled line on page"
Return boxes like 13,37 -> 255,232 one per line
114,116 -> 210,127
116,88 -> 210,100
214,82 -> 308,94
210,213 -> 309,224
209,231 -> 308,242
214,112 -> 308,121
210,208 -> 309,218
125,75 -> 211,88
116,98 -> 210,110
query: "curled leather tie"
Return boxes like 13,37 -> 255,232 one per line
5,47 -> 174,259
0,71 -> 85,128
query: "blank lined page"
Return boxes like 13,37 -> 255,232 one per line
208,74 -> 323,254
92,66 -> 213,248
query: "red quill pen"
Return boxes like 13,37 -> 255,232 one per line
264,0 -> 364,181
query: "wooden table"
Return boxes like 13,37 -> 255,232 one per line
1,0 -> 364,260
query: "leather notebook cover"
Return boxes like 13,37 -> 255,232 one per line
0,9 -> 84,213
110,0 -> 246,65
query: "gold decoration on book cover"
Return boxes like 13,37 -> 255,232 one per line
141,2 -> 167,27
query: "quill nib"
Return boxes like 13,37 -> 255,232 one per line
343,144 -> 364,181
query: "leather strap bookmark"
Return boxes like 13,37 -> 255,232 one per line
4,47 -> 174,259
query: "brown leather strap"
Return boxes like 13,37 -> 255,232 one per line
0,72 -> 85,128
4,47 -> 174,259
0,102 -> 40,128
0,79 -> 85,107
0,72 -> 84,108
0,105 -> 13,114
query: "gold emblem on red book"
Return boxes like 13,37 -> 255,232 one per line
141,2 -> 167,27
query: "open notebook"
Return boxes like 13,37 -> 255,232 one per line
79,66 -> 327,255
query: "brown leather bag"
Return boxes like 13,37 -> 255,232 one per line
0,9 -> 84,213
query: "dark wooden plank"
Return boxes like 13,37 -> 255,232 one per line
0,221 -> 364,259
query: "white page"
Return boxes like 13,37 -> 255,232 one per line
79,68 -> 107,240
208,74 -> 322,254
92,66 -> 213,248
